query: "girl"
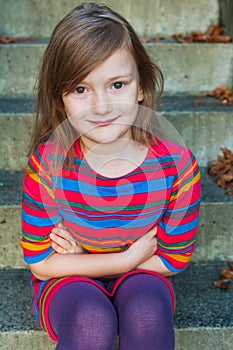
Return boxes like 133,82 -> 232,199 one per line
21,2 -> 201,350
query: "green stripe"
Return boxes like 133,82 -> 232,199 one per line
56,198 -> 169,211
22,230 -> 47,241
157,237 -> 195,249
35,149 -> 49,170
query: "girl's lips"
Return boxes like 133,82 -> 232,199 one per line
88,116 -> 119,127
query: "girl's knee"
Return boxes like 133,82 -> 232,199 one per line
49,282 -> 118,350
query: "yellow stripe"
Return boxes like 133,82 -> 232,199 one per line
81,242 -> 121,253
173,160 -> 197,188
159,243 -> 192,250
27,167 -> 55,200
31,155 -> 51,181
170,170 -> 200,201
41,277 -> 67,332
21,240 -> 51,251
74,234 -> 134,247
168,253 -> 191,263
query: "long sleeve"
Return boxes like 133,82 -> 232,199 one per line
156,147 -> 201,272
21,145 -> 62,264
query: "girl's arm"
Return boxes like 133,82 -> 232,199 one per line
50,224 -> 175,277
142,148 -> 201,275
29,227 -> 157,281
135,255 -> 177,276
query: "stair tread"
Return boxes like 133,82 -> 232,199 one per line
1,95 -> 233,114
0,263 -> 232,333
0,168 -> 233,207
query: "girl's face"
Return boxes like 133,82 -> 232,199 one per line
62,47 -> 144,150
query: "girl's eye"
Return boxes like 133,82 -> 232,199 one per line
74,86 -> 86,94
112,82 -> 125,90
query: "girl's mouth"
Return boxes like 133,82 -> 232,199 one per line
88,116 -> 119,127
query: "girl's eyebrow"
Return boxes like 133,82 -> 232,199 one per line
81,73 -> 133,84
107,73 -> 133,80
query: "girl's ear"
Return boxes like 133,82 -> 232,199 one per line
138,87 -> 144,102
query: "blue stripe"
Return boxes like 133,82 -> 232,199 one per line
60,205 -> 166,219
159,256 -> 186,273
22,209 -> 61,227
165,199 -> 200,214
52,176 -> 174,196
159,217 -> 199,235
62,211 -> 161,229
24,246 -> 54,264
23,192 -> 52,208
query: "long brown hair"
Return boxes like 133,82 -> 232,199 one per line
29,2 -> 164,160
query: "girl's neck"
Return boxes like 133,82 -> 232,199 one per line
80,137 -> 135,157
80,137 -> 148,178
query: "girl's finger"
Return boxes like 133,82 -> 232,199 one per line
52,227 -> 74,242
51,241 -> 67,254
145,226 -> 157,239
50,233 -> 71,249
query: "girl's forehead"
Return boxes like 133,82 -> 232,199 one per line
84,48 -> 137,79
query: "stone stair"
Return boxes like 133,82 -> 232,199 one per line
0,1 -> 233,349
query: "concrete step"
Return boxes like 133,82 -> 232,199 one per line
0,0 -> 219,39
220,0 -> 233,37
0,168 -> 233,269
0,41 -> 233,97
0,96 -> 233,170
0,263 -> 232,350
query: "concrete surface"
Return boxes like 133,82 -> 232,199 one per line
0,0 -> 219,38
1,96 -> 233,170
0,263 -> 232,350
220,0 -> 233,37
1,42 -> 233,97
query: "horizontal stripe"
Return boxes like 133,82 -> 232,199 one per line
159,217 -> 199,235
52,176 -> 174,196
22,209 -> 61,227
23,247 -> 54,264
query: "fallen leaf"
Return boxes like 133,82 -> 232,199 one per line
206,86 -> 233,106
140,37 -> 150,43
214,262 -> 233,290
213,277 -> 231,291
221,269 -> 233,279
194,96 -> 205,105
173,25 -> 232,44
152,36 -> 165,42
0,36 -> 18,43
208,148 -> 233,196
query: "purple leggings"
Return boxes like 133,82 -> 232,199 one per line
49,273 -> 174,350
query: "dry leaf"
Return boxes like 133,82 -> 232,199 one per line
0,36 -> 18,43
208,148 -> 233,196
214,277 -> 231,291
221,269 -> 233,279
214,261 -> 233,291
152,36 -> 165,42
173,25 -> 232,44
194,96 -> 205,105
206,86 -> 233,106
140,36 -> 164,43
140,37 -> 150,43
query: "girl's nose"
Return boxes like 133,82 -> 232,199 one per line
91,93 -> 113,115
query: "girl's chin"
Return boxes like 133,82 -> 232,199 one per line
81,131 -> 130,146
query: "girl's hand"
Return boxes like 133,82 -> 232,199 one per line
126,226 -> 157,267
50,223 -> 86,255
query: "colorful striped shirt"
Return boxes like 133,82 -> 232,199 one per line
21,138 -> 201,340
